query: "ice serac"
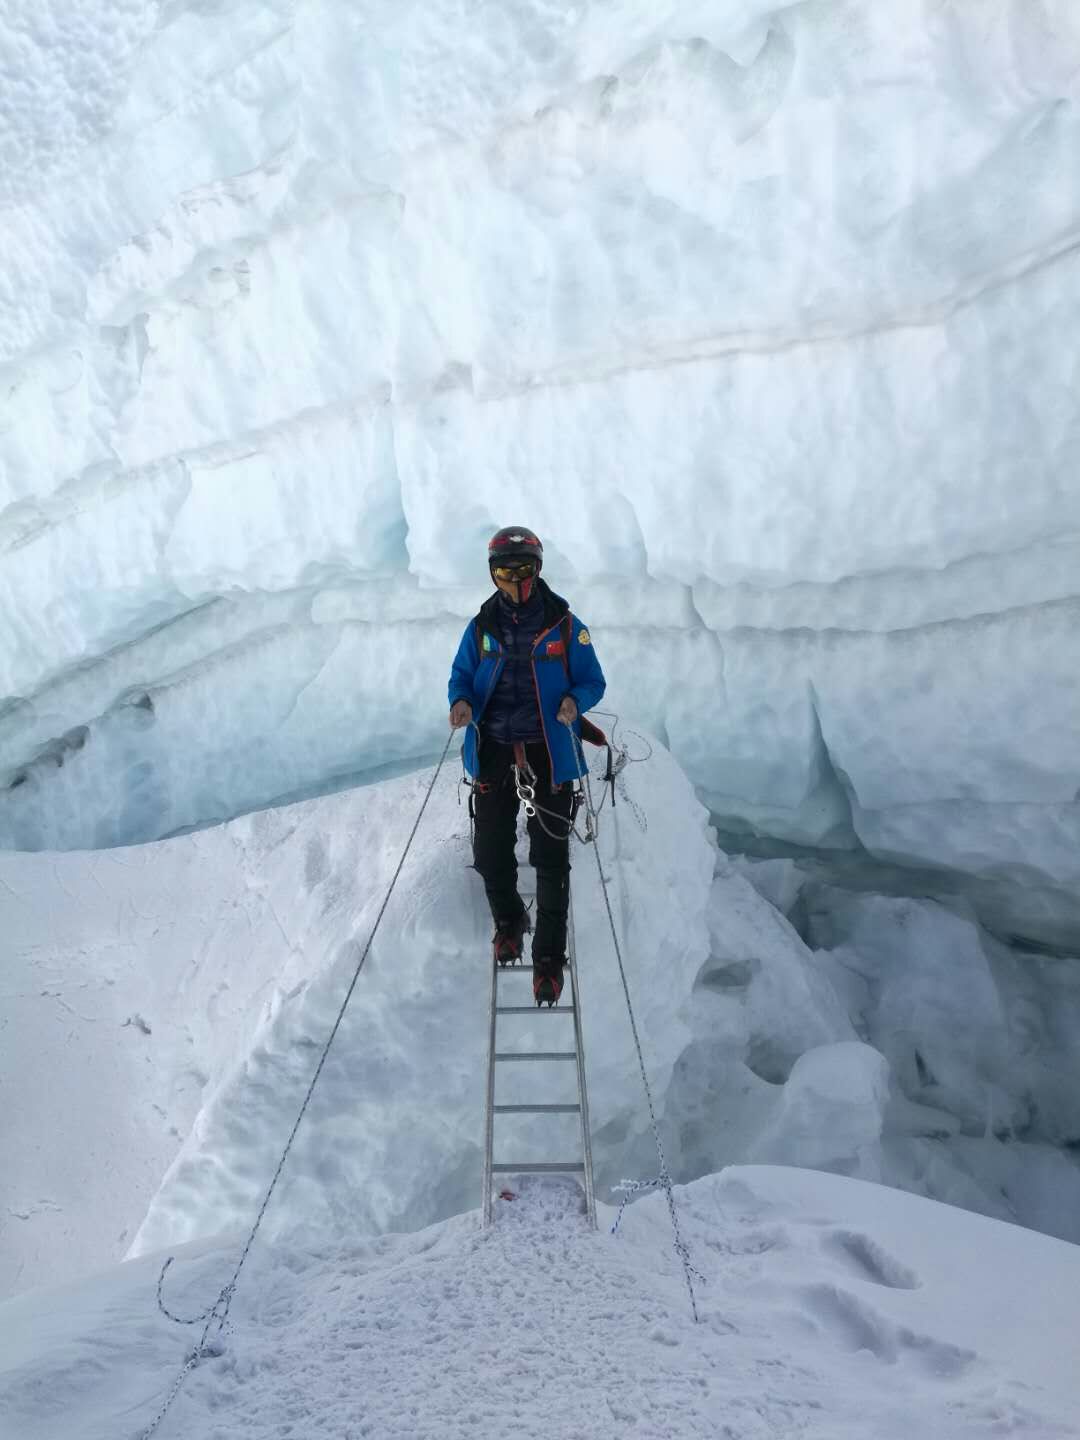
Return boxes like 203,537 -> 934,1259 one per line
1,1 -> 1079,945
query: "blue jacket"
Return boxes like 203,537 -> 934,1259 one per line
449,580 -> 607,785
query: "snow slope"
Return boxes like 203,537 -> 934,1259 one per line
2,1167 -> 1079,1440
5,733 -> 1080,1304
0,729 -> 712,1296
0,0 -> 1078,948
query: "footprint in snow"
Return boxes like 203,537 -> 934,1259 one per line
824,1229 -> 920,1290
801,1283 -> 975,1378
706,1224 -> 788,1257
607,1395 -> 638,1424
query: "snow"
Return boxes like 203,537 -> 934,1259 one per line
0,0 -> 1077,953
2,2 -> 1080,1426
2,1167 -> 1079,1440
0,731 -> 712,1295
5,735 -> 1080,1307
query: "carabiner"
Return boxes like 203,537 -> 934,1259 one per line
512,764 -> 536,801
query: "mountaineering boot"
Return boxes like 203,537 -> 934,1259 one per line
533,957 -> 565,1007
493,908 -> 531,966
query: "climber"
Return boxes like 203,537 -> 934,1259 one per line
448,526 -> 607,1005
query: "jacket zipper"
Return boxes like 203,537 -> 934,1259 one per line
529,618 -> 565,779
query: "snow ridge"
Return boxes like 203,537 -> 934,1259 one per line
3,1169 -> 1080,1440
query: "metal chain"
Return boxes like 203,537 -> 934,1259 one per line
136,730 -> 458,1440
570,730 -> 702,1323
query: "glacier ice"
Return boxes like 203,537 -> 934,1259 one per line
0,0 -> 1078,952
3,0 -> 1080,1316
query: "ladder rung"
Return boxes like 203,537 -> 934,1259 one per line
493,1103 -> 580,1114
496,960 -> 572,973
494,1051 -> 576,1062
492,1163 -> 584,1174
496,1004 -> 574,1015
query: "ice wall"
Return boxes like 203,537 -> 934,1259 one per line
1,0 -> 1078,943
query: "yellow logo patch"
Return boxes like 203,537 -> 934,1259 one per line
578,628 -> 591,646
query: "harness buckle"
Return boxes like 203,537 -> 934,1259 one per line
511,740 -> 538,812
511,740 -> 537,786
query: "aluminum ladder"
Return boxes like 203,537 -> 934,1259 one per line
482,893 -> 596,1227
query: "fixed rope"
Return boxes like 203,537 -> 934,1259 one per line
503,711 -> 649,845
579,712 -> 651,835
570,729 -> 703,1323
137,731 -> 457,1440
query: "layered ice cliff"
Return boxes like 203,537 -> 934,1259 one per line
1,0 -> 1078,946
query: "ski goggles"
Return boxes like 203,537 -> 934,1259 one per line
491,560 -> 538,580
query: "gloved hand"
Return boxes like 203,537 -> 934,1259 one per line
556,695 -> 578,726
449,700 -> 473,729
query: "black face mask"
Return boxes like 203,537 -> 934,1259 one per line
491,565 -> 539,605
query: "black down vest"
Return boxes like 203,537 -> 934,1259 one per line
481,588 -> 546,743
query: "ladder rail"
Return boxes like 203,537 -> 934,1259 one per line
482,933 -> 499,1228
568,890 -> 597,1227
482,883 -> 597,1229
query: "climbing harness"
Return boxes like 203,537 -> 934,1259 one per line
507,738 -> 584,842
459,722 -> 588,845
137,730 -> 457,1440
513,762 -> 586,842
569,728 -> 703,1324
505,711 -> 648,845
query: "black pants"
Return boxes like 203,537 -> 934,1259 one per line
472,738 -> 575,962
